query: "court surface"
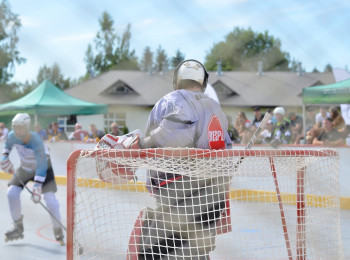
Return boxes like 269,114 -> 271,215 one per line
0,179 -> 349,260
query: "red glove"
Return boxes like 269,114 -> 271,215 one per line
95,129 -> 142,150
1,156 -> 14,174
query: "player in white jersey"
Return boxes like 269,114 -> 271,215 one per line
138,60 -> 232,259
1,113 -> 64,244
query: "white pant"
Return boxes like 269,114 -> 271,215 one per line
7,185 -> 62,229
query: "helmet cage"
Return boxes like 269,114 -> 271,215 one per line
173,59 -> 209,91
12,113 -> 31,135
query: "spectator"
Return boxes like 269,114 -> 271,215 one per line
85,124 -> 105,142
271,107 -> 292,147
226,115 -> 240,143
305,126 -> 322,145
34,122 -> 48,141
315,106 -> 330,128
329,106 -> 347,137
47,122 -> 68,141
312,117 -> 345,146
305,106 -> 317,132
252,106 -> 265,128
234,111 -> 252,145
288,111 -> 303,144
69,123 -> 89,141
267,108 -> 277,125
109,122 -> 122,136
0,122 -> 9,141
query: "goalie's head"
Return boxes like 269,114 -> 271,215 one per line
173,59 -> 209,92
12,113 -> 31,139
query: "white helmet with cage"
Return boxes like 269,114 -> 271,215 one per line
12,113 -> 31,131
173,59 -> 209,91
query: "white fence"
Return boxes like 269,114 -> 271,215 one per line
1,141 -> 349,197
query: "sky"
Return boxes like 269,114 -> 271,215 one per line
8,0 -> 350,84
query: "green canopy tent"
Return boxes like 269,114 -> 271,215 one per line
302,78 -> 350,105
301,78 -> 350,138
0,79 -> 108,117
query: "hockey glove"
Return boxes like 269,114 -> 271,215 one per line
1,155 -> 14,174
96,129 -> 142,150
31,181 -> 43,204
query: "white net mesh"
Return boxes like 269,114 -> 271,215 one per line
67,148 -> 344,260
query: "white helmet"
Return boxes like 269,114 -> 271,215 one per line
173,59 -> 209,90
273,107 -> 285,116
12,113 -> 31,130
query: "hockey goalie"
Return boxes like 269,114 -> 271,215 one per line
95,59 -> 232,259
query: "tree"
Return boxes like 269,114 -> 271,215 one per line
21,63 -> 72,92
140,46 -> 153,72
155,45 -> 168,73
205,27 -> 291,72
0,0 -> 25,102
84,11 -> 138,76
171,50 -> 185,69
323,63 -> 333,73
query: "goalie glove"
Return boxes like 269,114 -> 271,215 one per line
96,129 -> 142,150
1,155 -> 14,174
31,181 -> 43,204
95,130 -> 142,184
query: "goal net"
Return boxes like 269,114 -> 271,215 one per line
67,148 -> 344,260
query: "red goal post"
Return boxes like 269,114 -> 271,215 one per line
67,148 -> 344,260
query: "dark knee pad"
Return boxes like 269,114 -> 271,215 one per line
195,200 -> 226,228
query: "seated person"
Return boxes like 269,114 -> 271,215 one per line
109,122 -> 122,136
0,122 -> 9,141
85,124 -> 105,143
288,111 -> 303,144
69,123 -> 88,141
234,111 -> 252,145
47,122 -> 68,141
34,122 -> 48,141
312,117 -> 345,146
314,106 -> 329,128
252,106 -> 265,128
329,106 -> 347,138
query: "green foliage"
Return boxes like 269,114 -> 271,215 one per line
205,27 -> 291,72
122,125 -> 129,134
140,46 -> 153,72
155,45 -> 168,72
84,11 -> 139,76
323,63 -> 332,73
36,63 -> 72,89
170,50 -> 185,69
0,0 -> 25,92
21,63 -> 72,93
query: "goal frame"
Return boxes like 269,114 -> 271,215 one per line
66,148 -> 339,260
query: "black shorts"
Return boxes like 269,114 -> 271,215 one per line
8,161 -> 57,193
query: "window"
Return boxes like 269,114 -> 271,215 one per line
104,113 -> 126,133
106,82 -> 133,94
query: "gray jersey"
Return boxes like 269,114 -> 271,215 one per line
145,89 -> 231,149
144,89 -> 231,193
139,89 -> 232,258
